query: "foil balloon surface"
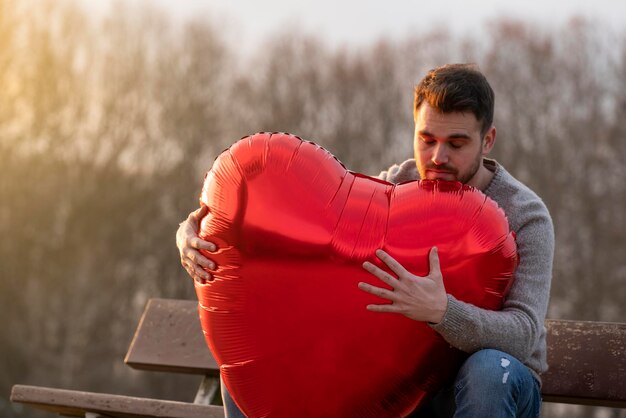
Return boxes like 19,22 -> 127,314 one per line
195,132 -> 518,418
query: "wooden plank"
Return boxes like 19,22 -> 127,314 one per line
10,385 -> 225,418
542,319 -> 626,407
124,299 -> 219,375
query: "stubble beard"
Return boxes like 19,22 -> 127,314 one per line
418,149 -> 483,185
456,151 -> 483,185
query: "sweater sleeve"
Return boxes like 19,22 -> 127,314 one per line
377,159 -> 419,183
430,195 -> 555,366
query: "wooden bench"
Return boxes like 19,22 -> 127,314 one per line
11,298 -> 626,417
11,299 -> 225,418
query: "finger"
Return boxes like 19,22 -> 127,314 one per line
192,271 -> 207,284
362,261 -> 398,288
182,247 -> 215,269
190,237 -> 216,252
189,205 -> 208,222
429,247 -> 442,278
182,262 -> 207,283
366,303 -> 400,313
375,249 -> 409,277
358,282 -> 397,302
185,261 -> 211,282
192,264 -> 212,281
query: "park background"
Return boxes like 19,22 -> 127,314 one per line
1,0 -> 624,417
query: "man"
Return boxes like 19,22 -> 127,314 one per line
177,64 -> 554,417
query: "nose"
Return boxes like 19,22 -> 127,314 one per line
431,144 -> 448,165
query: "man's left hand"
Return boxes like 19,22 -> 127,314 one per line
358,247 -> 448,324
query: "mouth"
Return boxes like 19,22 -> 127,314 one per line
425,169 -> 457,181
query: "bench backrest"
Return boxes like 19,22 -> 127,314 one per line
125,298 -> 625,408
542,319 -> 625,407
125,298 -> 219,375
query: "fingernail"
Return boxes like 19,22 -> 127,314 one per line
209,244 -> 216,251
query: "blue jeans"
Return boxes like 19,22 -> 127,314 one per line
221,349 -> 541,418
409,349 -> 541,418
221,376 -> 246,418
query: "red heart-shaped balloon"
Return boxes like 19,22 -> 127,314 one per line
195,132 -> 517,417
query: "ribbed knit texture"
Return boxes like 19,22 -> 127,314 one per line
378,158 -> 554,382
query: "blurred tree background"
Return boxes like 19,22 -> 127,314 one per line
1,1 -> 624,417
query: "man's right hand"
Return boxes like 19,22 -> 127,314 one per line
176,206 -> 217,283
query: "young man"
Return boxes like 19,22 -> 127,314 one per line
176,64 -> 554,418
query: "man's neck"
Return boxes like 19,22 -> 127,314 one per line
468,162 -> 496,191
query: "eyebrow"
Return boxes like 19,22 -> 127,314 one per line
418,130 -> 472,140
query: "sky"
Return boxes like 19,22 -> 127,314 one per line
120,0 -> 626,47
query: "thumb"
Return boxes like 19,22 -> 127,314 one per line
429,247 -> 443,281
196,205 -> 209,217
190,205 -> 209,223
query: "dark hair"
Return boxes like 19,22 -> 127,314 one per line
414,63 -> 495,136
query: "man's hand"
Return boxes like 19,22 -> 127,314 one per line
176,206 -> 217,283
358,247 -> 448,324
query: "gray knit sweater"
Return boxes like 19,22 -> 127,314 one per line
378,158 -> 554,381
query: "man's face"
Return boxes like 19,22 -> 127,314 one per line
413,103 -> 495,187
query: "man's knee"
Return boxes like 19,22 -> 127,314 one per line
455,349 -> 528,393
454,349 -> 541,417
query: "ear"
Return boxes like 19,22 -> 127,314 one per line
482,126 -> 496,155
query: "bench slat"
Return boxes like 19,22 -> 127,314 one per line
542,319 -> 625,407
124,299 -> 219,375
10,385 -> 225,418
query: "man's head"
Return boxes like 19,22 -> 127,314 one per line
413,64 -> 497,188
414,63 -> 495,136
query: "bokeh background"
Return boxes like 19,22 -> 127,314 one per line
1,1 -> 625,417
